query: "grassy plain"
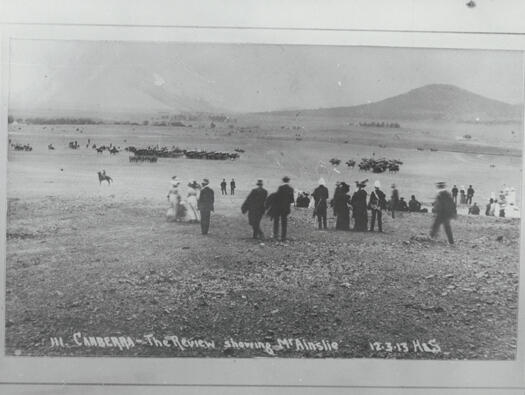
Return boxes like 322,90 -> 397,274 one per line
5,115 -> 522,358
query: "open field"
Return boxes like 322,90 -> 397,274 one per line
5,116 -> 522,358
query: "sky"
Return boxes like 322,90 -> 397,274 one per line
8,39 -> 524,114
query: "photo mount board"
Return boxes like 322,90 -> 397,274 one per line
1,0 -> 525,391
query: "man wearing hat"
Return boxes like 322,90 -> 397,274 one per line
430,182 -> 456,244
271,176 -> 295,241
198,178 -> 215,235
368,180 -> 386,232
241,179 -> 268,239
312,178 -> 329,230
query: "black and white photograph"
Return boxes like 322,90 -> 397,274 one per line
5,39 -> 522,360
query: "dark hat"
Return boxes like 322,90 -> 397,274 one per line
202,178 -> 210,185
256,179 -> 263,186
282,176 -> 290,183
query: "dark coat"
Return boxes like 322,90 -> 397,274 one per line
368,189 -> 386,210
272,184 -> 294,216
469,205 -> 480,215
312,185 -> 329,215
408,198 -> 421,212
434,190 -> 456,219
332,188 -> 350,230
351,189 -> 368,231
265,192 -> 277,219
198,186 -> 215,212
242,187 -> 268,225
351,189 -> 368,213
333,189 -> 350,215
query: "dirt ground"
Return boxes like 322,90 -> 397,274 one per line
4,118 -> 521,359
5,194 -> 519,359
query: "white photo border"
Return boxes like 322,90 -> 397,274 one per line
1,0 -> 525,390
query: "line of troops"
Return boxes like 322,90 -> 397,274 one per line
189,176 -> 457,245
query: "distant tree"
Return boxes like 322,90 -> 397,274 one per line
143,120 -> 149,126
8,115 -> 14,124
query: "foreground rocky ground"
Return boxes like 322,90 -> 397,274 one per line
5,196 -> 520,359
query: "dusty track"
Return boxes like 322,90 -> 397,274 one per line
6,196 -> 519,359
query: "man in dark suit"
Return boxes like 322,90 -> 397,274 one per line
220,179 -> 227,195
466,185 -> 475,205
312,178 -> 329,229
368,180 -> 386,232
230,179 -> 236,195
198,178 -> 214,235
430,181 -> 456,244
241,179 -> 268,239
271,176 -> 294,241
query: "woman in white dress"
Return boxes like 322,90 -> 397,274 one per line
166,179 -> 186,222
185,181 -> 201,223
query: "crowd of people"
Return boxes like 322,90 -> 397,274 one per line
166,175 -> 458,244
450,183 -> 518,218
483,188 -> 517,218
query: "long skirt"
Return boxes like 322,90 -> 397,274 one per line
185,197 -> 200,222
353,209 -> 368,231
335,209 -> 350,230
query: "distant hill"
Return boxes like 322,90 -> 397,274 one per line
271,84 -> 523,122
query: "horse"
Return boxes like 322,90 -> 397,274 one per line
346,159 -> 356,168
97,171 -> 112,185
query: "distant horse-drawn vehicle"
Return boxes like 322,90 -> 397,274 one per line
129,155 -> 158,163
126,145 -> 240,162
358,157 -> 403,174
